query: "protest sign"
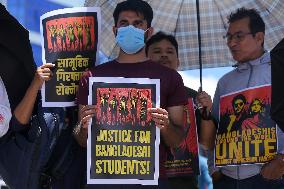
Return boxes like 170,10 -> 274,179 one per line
87,77 -> 160,185
40,7 -> 101,106
165,98 -> 199,176
215,85 -> 277,166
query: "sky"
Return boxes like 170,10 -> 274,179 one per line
47,0 -> 85,7
179,66 -> 233,98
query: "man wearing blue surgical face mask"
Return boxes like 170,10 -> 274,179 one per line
74,0 -> 188,189
115,25 -> 149,54
112,4 -> 153,62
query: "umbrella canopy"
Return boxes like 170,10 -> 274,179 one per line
85,0 -> 284,71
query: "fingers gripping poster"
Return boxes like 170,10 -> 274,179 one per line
40,7 -> 101,107
215,85 -> 277,166
87,77 -> 160,185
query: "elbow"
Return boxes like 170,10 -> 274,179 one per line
14,112 -> 30,125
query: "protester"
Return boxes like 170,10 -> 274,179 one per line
201,7 -> 284,189
146,31 -> 201,189
0,3 -> 54,137
146,31 -> 215,189
74,0 -> 187,188
0,62 -> 54,189
0,4 -> 57,189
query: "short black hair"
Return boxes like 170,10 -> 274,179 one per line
145,31 -> 178,56
228,7 -> 265,35
232,94 -> 247,108
113,0 -> 153,28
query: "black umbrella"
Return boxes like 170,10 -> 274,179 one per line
0,4 -> 37,112
271,38 -> 284,132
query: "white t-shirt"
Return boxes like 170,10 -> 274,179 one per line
0,76 -> 11,137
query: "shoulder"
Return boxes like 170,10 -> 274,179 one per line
154,62 -> 183,78
142,60 -> 183,80
94,60 -> 116,69
82,60 -> 116,77
146,60 -> 174,71
185,86 -> 198,98
217,68 -> 237,86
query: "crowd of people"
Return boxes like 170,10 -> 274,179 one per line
0,0 -> 284,189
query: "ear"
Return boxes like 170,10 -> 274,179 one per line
112,26 -> 117,36
255,32 -> 264,46
146,27 -> 154,40
177,59 -> 180,68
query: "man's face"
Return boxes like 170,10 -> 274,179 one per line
234,99 -> 244,114
115,10 -> 148,31
147,39 -> 179,70
226,18 -> 264,63
251,100 -> 261,113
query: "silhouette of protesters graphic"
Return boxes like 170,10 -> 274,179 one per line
139,90 -> 149,126
58,24 -> 67,51
48,23 -> 58,52
129,89 -> 139,125
66,23 -> 76,50
99,89 -> 110,124
84,20 -> 92,50
109,94 -> 118,125
75,20 -> 84,51
118,92 -> 129,124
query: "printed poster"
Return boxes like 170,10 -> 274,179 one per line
215,85 -> 277,166
165,98 -> 200,176
40,7 -> 101,107
87,77 -> 160,185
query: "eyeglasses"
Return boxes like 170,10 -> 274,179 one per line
225,32 -> 253,43
234,101 -> 244,108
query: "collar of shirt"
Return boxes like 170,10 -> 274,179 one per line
233,51 -> 270,72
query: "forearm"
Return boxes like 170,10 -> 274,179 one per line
14,78 -> 41,125
199,119 -> 216,150
73,121 -> 88,147
161,120 -> 184,148
275,154 -> 284,172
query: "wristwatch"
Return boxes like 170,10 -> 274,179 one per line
73,120 -> 82,136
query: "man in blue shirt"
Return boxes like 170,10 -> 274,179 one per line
200,7 -> 284,189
